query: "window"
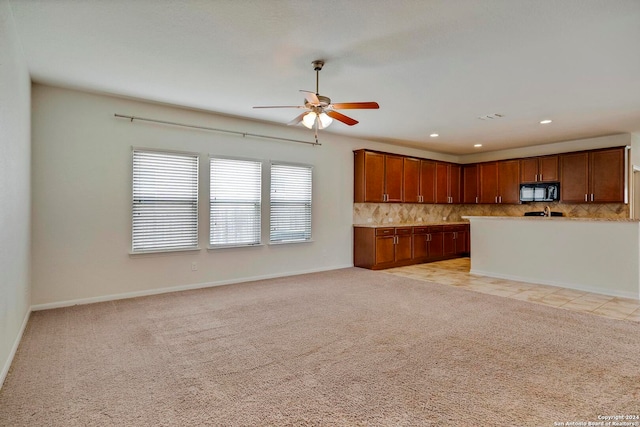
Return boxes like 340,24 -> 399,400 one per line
132,150 -> 199,253
270,163 -> 312,243
210,157 -> 262,247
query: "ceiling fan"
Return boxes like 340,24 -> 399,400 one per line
253,60 -> 379,139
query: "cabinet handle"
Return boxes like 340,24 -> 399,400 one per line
591,194 -> 594,202
475,196 -> 478,204
499,196 -> 502,203
535,174 -> 538,182
585,194 -> 588,202
495,196 -> 498,203
540,173 -> 543,181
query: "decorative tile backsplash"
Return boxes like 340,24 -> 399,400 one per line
353,202 -> 629,225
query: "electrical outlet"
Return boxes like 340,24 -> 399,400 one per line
367,218 -> 373,223
417,217 -> 423,222
191,262 -> 198,271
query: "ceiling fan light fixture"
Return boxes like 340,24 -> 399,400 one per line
302,112 -> 333,129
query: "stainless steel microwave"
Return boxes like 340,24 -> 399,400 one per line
519,182 -> 560,202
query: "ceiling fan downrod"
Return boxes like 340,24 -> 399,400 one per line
312,60 -> 324,95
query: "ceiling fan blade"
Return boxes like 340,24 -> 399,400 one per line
287,112 -> 307,126
300,90 -> 320,105
253,105 -> 304,109
330,102 -> 380,110
326,110 -> 359,126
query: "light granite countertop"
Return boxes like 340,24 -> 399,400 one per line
461,216 -> 640,222
353,221 -> 469,228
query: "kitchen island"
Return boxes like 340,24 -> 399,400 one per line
463,216 -> 640,299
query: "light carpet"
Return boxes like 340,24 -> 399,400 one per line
1,268 -> 639,426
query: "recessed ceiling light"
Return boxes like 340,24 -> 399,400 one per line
474,144 -> 483,148
540,119 -> 552,124
430,133 -> 439,138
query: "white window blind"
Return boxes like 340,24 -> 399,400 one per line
210,157 -> 262,247
132,150 -> 199,252
270,163 -> 312,243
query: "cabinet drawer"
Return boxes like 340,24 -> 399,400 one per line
375,228 -> 395,236
427,225 -> 443,233
395,227 -> 412,235
443,224 -> 466,232
413,227 -> 429,234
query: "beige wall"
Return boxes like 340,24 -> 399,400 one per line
30,84 -> 456,308
0,0 -> 31,387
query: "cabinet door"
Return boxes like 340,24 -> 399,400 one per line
395,234 -> 413,262
538,155 -> 559,182
435,162 -> 449,203
443,232 -> 456,256
520,158 -> 539,183
463,164 -> 479,204
412,233 -> 429,260
590,148 -> 624,203
403,157 -> 420,203
359,151 -> 385,202
420,160 -> 437,203
428,232 -> 444,258
479,162 -> 499,203
449,164 -> 461,203
375,236 -> 396,265
385,154 -> 404,202
498,159 -> 520,204
560,152 -> 589,202
455,231 -> 468,254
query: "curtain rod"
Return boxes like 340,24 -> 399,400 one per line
114,114 -> 321,146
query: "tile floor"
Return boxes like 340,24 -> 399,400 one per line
384,258 -> 640,322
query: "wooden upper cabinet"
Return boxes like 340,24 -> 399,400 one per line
520,158 -> 539,183
402,158 -> 436,203
497,159 -> 520,204
384,154 -> 404,202
354,150 -> 403,203
590,148 -> 624,202
560,147 -> 625,203
521,155 -> 559,183
538,156 -> 559,182
435,162 -> 449,204
479,162 -> 499,203
479,160 -> 519,204
403,157 -> 421,203
449,164 -> 461,203
354,150 -> 384,202
420,160 -> 437,203
435,162 -> 460,203
463,164 -> 479,204
560,152 -> 589,202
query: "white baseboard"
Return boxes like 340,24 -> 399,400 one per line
470,269 -> 639,300
31,264 -> 354,311
0,307 -> 31,390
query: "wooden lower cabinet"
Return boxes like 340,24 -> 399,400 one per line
354,224 -> 469,270
443,225 -> 469,256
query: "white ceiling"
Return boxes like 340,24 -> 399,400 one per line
8,0 -> 640,154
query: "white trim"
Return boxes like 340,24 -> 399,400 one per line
31,264 -> 353,312
129,247 -> 201,256
1,307 -> 31,390
470,269 -> 639,300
